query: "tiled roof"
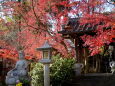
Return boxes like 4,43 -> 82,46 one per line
59,18 -> 98,36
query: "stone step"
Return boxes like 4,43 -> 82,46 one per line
63,73 -> 115,86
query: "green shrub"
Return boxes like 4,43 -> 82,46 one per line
29,62 -> 44,86
50,55 -> 76,86
29,54 -> 76,86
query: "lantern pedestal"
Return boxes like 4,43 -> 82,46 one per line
44,64 -> 50,86
39,59 -> 51,86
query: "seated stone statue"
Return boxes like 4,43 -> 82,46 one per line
5,51 -> 29,86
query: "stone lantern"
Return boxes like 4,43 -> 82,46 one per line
36,41 -> 52,86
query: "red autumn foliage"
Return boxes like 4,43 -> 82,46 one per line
0,49 -> 18,61
0,0 -> 114,60
80,12 -> 115,55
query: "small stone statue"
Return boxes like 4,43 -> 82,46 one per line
110,61 -> 115,74
5,51 -> 29,86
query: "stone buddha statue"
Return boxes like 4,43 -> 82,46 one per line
5,50 -> 29,86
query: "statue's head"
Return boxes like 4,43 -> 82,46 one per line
18,50 -> 25,60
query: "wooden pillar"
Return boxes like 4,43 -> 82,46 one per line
84,48 -> 89,73
75,37 -> 82,63
96,55 -> 101,73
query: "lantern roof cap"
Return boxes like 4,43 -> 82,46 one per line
36,41 -> 52,51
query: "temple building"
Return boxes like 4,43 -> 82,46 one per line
59,18 -> 115,73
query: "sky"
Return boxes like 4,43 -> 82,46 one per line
0,0 -> 114,19
104,3 -> 114,12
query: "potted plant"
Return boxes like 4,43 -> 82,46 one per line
19,77 -> 31,86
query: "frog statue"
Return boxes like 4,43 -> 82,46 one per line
5,50 -> 29,86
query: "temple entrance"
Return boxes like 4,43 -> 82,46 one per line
88,55 -> 111,73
